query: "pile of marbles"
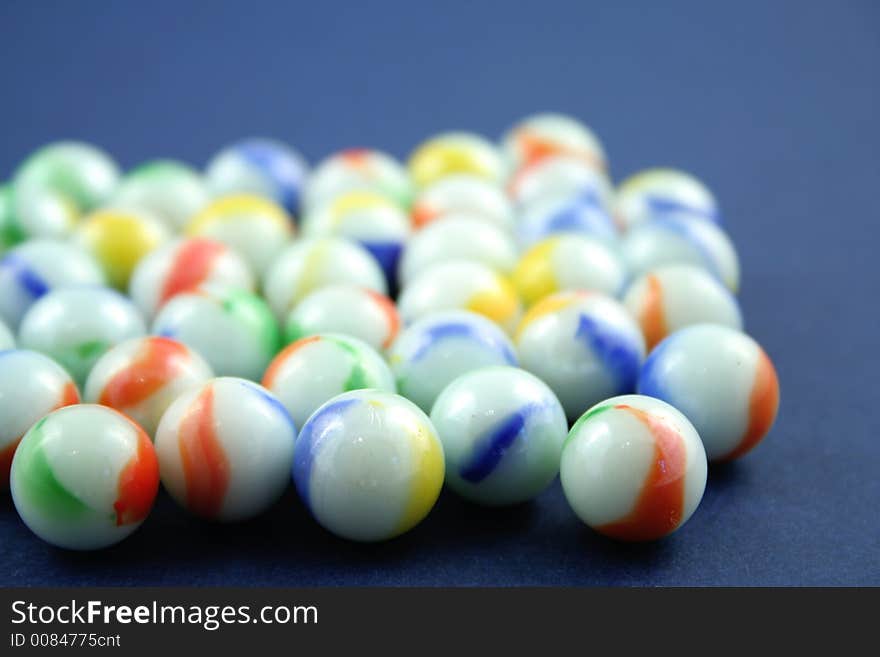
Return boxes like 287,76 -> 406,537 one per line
0,113 -> 779,550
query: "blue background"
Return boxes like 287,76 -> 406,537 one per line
1,0 -> 877,586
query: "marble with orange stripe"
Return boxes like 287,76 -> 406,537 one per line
561,395 -> 707,541
155,377 -> 296,522
84,336 -> 213,437
409,175 -> 514,233
129,237 -> 255,320
622,264 -> 742,351
186,194 -> 293,277
501,112 -> 608,175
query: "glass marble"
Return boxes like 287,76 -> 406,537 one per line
129,237 -> 255,320
408,132 -> 504,189
621,214 -> 740,292
186,194 -> 293,277
13,141 -> 120,239
516,190 -> 618,248
560,394 -> 707,542
398,215 -> 518,287
508,154 -> 613,209
301,190 -> 410,287
397,260 -> 522,334
74,207 -> 170,289
0,350 -> 79,488
11,404 -> 159,550
515,291 -> 646,422
303,148 -> 412,211
205,138 -> 308,216
388,310 -> 518,412
0,184 -> 25,252
112,160 -> 209,232
430,366 -> 568,506
638,324 -> 780,461
283,284 -> 400,351
500,113 -> 607,176
153,284 -> 280,381
262,333 -> 395,430
293,389 -> 444,542
0,239 -> 105,331
84,336 -> 214,437
410,174 -> 514,233
622,264 -> 743,350
18,286 -> 147,385
155,377 -> 296,521
512,234 -> 627,306
615,168 -> 720,232
263,237 -> 387,322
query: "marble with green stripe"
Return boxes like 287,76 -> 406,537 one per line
10,404 -> 159,550
17,286 -> 147,386
13,141 -> 120,239
11,417 -> 92,521
221,287 -> 281,357
153,284 -> 279,381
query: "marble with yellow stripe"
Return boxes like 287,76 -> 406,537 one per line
512,234 -> 627,306
397,260 -> 522,334
408,132 -> 504,189
292,389 -> 444,542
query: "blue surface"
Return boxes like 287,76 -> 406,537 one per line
1,0 -> 878,586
